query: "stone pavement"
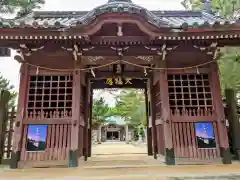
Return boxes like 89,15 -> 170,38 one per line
91,141 -> 147,155
1,142 -> 240,180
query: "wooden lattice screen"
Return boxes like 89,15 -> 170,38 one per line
168,74 -> 213,114
27,75 -> 73,118
167,74 -> 220,162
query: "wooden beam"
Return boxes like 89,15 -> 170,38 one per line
28,68 -> 72,76
23,118 -> 72,125
91,36 -> 150,43
88,71 -> 149,79
171,116 -> 217,122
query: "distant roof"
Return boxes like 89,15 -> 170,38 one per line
0,0 -> 226,29
105,116 -> 126,125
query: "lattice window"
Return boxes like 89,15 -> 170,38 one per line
168,74 -> 213,112
27,75 -> 72,118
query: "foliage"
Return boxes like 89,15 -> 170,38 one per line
0,73 -> 17,108
92,97 -> 111,129
219,48 -> 240,92
181,0 -> 240,94
0,0 -> 45,17
181,0 -> 240,19
111,89 -> 147,128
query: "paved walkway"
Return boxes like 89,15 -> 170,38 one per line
92,141 -> 147,155
1,142 -> 240,180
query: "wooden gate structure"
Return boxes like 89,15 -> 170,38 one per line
0,0 -> 240,168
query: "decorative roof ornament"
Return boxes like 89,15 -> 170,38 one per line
65,0 -> 170,29
203,0 -> 212,14
117,24 -> 123,36
108,0 -> 132,3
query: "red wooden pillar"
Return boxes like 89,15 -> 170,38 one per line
10,64 -> 29,169
210,63 -> 231,164
149,77 -> 158,159
145,85 -> 153,156
83,76 -> 90,161
69,70 -> 81,167
88,87 -> 93,157
158,68 -> 175,165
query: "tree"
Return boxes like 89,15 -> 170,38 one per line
111,89 -> 147,141
181,0 -> 240,19
219,48 -> 240,92
0,73 -> 17,108
92,97 -> 111,129
0,0 -> 45,17
113,89 -> 147,128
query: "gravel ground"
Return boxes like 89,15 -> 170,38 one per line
1,143 -> 240,180
175,176 -> 240,180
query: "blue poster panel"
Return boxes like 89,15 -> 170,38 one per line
195,122 -> 216,148
26,125 -> 48,152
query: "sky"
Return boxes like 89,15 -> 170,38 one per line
0,0 -> 184,104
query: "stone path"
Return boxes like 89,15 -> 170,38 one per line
1,142 -> 240,180
92,141 -> 147,155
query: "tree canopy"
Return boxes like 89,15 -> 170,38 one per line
0,0 -> 45,17
92,89 -> 147,129
219,48 -> 240,92
0,73 -> 17,108
92,97 -> 111,129
181,0 -> 240,19
111,89 -> 147,128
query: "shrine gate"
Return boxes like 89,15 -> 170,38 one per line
0,0 -> 238,168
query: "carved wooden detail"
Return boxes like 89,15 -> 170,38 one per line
86,56 -> 104,63
134,56 -> 153,62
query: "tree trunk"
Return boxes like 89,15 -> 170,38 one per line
225,88 -> 240,160
0,90 -> 10,164
144,128 -> 147,143
97,125 -> 102,144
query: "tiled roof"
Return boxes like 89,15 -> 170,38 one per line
105,116 -> 126,125
0,0 -> 227,29
151,11 -> 224,27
